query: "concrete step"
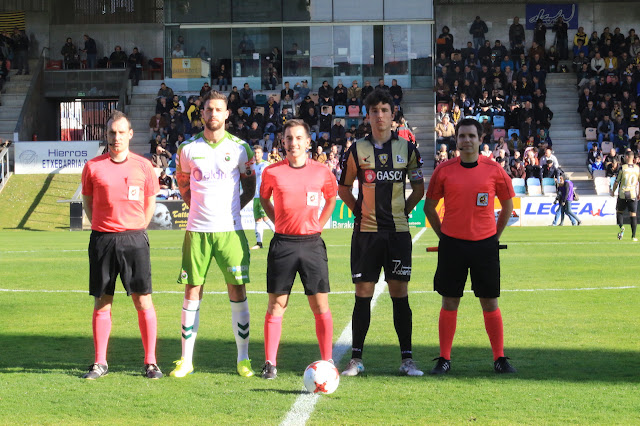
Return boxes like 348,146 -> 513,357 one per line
0,97 -> 25,108
0,110 -> 21,120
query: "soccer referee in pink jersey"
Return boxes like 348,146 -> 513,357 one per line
258,119 -> 338,379
81,111 -> 162,380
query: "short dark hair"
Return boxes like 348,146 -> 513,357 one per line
202,90 -> 228,106
364,89 -> 394,112
107,110 -> 132,130
454,118 -> 482,138
283,119 -> 310,138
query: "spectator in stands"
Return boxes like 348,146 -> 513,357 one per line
606,156 -> 620,178
630,130 -> 640,152
469,16 -> 488,50
613,128 -> 630,151
435,115 -> 455,145
597,115 -> 615,144
450,104 -> 463,125
239,83 -> 255,108
124,47 -> 142,85
294,80 -> 310,104
347,80 -> 362,102
214,64 -> 229,91
573,26 -> 588,49
171,43 -> 184,58
268,146 -> 282,164
604,50 -> 618,74
434,77 -> 450,104
533,19 -> 547,49
198,82 -> 211,98
437,26 -> 454,57
109,45 -> 127,68
331,119 -> 346,147
588,154 -> 604,176
318,80 -> 333,107
61,37 -> 80,69
81,34 -> 98,69
581,100 -> 598,130
534,101 -> 553,129
360,80 -> 373,101
316,131 -> 332,153
540,148 -> 559,168
389,79 -> 403,106
510,152 -> 526,179
303,105 -> 319,134
157,82 -> 174,100
318,105 -> 333,133
151,140 -> 171,168
312,146 -> 327,163
264,106 -> 279,133
11,28 -> 29,75
356,116 -> 371,139
591,52 -> 605,77
524,149 -> 540,179
493,136 -> 511,158
541,157 -> 560,180
334,80 -> 348,106
480,144 -> 493,159
552,17 -> 569,60
149,113 -> 168,138
509,17 -> 525,51
375,78 -> 389,92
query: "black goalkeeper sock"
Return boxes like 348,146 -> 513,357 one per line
617,212 -> 624,228
351,296 -> 372,360
631,216 -> 637,238
392,296 -> 413,360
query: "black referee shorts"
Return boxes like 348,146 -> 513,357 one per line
266,233 -> 330,296
434,233 -> 500,298
88,230 -> 153,298
350,231 -> 412,283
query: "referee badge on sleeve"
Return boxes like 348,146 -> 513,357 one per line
477,193 -> 489,206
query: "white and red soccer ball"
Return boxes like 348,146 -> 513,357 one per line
303,360 -> 339,394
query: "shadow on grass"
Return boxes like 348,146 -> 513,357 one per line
0,334 -> 638,383
13,173 -> 55,230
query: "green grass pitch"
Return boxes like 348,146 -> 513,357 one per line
0,226 -> 638,425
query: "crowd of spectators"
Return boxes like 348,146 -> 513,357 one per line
147,77 -> 408,184
434,15 -> 561,183
576,26 -> 640,181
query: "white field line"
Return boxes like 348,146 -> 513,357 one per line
279,228 -> 428,426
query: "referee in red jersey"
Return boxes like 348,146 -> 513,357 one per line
80,111 -> 162,380
258,119 -> 338,379
424,117 -> 517,374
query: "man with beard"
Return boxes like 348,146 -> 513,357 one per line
170,90 -> 257,378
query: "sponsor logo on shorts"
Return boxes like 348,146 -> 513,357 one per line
477,193 -> 489,206
352,273 -> 362,278
392,260 -> 411,276
181,270 -> 188,280
228,265 -> 249,273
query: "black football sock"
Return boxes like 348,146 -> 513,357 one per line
631,216 -> 637,238
351,296 -> 372,359
392,296 -> 413,360
617,212 -> 624,228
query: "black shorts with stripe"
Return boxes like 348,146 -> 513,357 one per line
267,233 -> 330,295
88,230 -> 153,297
350,231 -> 412,283
434,233 -> 500,298
616,198 -> 638,213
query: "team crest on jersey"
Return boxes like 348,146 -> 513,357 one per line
378,154 -> 388,165
477,193 -> 489,206
364,169 -> 376,183
396,155 -> 405,163
224,153 -> 231,161
307,192 -> 319,206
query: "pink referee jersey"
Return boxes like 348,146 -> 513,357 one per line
260,159 -> 338,235
82,153 -> 159,232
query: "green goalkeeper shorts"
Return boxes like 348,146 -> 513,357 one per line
253,198 -> 267,221
178,230 -> 250,286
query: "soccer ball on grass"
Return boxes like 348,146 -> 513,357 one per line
303,360 -> 339,394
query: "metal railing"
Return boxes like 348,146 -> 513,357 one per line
0,145 -> 10,192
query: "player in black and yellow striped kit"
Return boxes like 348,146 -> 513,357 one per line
338,89 -> 425,376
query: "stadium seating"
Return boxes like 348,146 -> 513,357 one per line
493,128 -> 506,141
361,105 -> 366,116
255,105 -> 265,115
269,93 -> 281,103
46,60 -> 62,70
592,169 -> 606,178
309,92 -> 319,104
586,141 -> 599,151
601,141 -> 614,153
348,105 -> 360,117
526,178 -> 542,196
255,94 -> 267,105
507,129 -> 520,139
437,102 -> 449,112
149,57 -> 163,79
585,127 -> 597,141
628,127 -> 639,138
311,132 -> 317,141
594,176 -> 611,195
479,115 -> 491,123
334,105 -> 346,117
542,177 -> 556,195
493,115 -> 505,128
512,178 -> 526,196
346,118 -> 360,128
241,106 -> 252,116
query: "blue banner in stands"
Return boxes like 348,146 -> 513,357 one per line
525,3 -> 579,30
